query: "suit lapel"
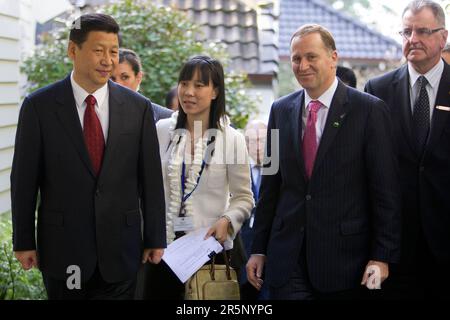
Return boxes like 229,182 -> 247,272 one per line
312,81 -> 348,176
55,75 -> 96,178
290,90 -> 307,179
394,65 -> 416,155
424,62 -> 450,160
98,81 -> 124,182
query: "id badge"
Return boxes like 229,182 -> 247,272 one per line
174,216 -> 195,232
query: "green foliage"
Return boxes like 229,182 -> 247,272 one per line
22,0 -> 258,128
225,72 -> 258,129
21,29 -> 72,94
0,215 -> 47,300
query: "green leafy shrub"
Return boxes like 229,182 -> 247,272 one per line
0,215 -> 47,300
22,0 -> 258,128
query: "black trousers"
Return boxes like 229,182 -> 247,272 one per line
380,230 -> 450,300
142,261 -> 185,300
269,242 -> 370,300
42,266 -> 136,300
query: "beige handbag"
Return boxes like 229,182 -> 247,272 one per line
185,251 -> 240,300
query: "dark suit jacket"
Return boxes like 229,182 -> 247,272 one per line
365,62 -> 450,269
11,75 -> 166,283
251,81 -> 401,292
241,166 -> 260,258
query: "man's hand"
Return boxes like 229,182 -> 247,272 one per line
15,250 -> 38,270
361,260 -> 389,289
246,254 -> 266,290
142,248 -> 164,264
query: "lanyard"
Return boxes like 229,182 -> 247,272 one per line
181,160 -> 206,204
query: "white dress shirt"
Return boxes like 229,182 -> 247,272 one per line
70,72 -> 110,141
301,77 -> 339,145
408,59 -> 444,124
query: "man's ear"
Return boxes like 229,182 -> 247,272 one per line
67,41 -> 76,61
440,30 -> 448,49
136,71 -> 143,84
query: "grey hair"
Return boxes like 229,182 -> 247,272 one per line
245,119 -> 267,131
402,0 -> 446,27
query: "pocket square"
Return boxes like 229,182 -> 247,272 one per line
436,105 -> 450,111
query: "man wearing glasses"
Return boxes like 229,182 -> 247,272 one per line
365,0 -> 449,299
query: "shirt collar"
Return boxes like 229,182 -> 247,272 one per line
304,77 -> 339,111
408,59 -> 444,90
70,71 -> 108,109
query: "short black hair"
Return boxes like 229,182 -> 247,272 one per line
119,48 -> 142,75
69,13 -> 120,47
175,55 -> 226,131
336,66 -> 357,88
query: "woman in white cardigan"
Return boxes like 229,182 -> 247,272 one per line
144,56 -> 253,300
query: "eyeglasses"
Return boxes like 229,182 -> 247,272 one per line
399,27 -> 445,39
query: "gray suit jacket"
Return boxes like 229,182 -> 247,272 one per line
152,103 -> 172,122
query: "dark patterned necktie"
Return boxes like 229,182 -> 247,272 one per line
83,95 -> 104,176
412,76 -> 430,155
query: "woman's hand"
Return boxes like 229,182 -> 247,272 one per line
204,216 -> 231,244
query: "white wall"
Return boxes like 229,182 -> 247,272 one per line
247,83 -> 276,124
0,0 -> 34,214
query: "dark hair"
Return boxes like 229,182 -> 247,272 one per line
175,55 -> 226,131
69,13 -> 120,47
336,66 -> 357,88
165,86 -> 178,110
119,48 -> 142,75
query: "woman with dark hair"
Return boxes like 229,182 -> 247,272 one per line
111,48 -> 172,121
145,55 -> 254,299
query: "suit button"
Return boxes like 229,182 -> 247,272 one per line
95,189 -> 100,196
419,166 -> 425,172
306,195 -> 312,201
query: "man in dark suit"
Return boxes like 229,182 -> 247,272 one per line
246,24 -> 401,300
365,0 -> 449,299
239,119 -> 269,300
11,13 -> 166,300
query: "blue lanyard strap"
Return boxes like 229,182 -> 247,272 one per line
181,160 -> 206,203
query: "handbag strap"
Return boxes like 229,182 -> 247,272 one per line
210,250 -> 232,281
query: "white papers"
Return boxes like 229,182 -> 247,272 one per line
162,227 -> 223,283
